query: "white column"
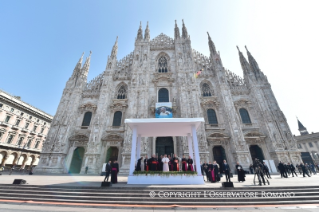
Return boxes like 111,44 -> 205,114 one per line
129,127 -> 137,176
187,134 -> 194,160
136,135 -> 141,160
191,125 -> 202,176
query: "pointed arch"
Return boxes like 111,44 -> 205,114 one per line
200,80 -> 214,97
239,108 -> 251,124
155,52 -> 170,73
207,109 -> 218,124
158,88 -> 169,102
115,82 -> 128,99
82,111 -> 92,126
112,111 -> 122,126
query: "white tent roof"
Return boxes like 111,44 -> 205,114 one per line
125,118 -> 204,137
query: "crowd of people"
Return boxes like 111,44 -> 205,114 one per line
277,161 -> 317,178
135,154 -> 194,172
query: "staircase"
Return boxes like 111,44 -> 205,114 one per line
0,184 -> 319,206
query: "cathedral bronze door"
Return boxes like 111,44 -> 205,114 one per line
213,146 -> 227,172
105,147 -> 119,163
69,147 -> 85,174
249,145 -> 265,161
156,137 -> 174,157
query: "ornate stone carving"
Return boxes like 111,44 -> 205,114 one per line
79,103 -> 97,113
150,33 -> 174,50
69,134 -> 89,142
110,99 -> 128,112
101,133 -> 123,141
244,131 -> 266,143
200,97 -> 219,108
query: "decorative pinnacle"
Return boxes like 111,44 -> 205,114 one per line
236,46 -> 240,51
139,21 -> 142,28
146,21 -> 149,27
89,51 -> 92,56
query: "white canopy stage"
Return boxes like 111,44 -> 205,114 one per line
125,118 -> 205,185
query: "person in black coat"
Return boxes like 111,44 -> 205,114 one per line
278,161 -> 287,178
301,163 -> 311,177
222,160 -> 231,182
202,162 -> 209,181
158,155 -> 163,171
288,163 -> 297,177
263,162 -> 271,179
148,155 -> 158,171
144,155 -> 149,171
104,161 -> 111,182
181,156 -> 187,171
111,160 -> 119,183
249,164 -> 254,174
236,162 -> 245,182
213,161 -> 220,182
187,156 -> 194,171
136,157 -> 143,171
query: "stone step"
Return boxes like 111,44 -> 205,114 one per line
1,195 -> 319,205
1,189 -> 319,197
1,184 -> 319,205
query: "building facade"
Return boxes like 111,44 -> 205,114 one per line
36,21 -> 302,174
295,120 -> 319,164
0,89 -> 52,169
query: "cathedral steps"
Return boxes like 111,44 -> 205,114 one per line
0,184 -> 319,206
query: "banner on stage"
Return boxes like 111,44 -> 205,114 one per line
155,102 -> 173,118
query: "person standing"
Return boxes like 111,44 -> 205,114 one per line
222,160 -> 231,182
187,156 -> 194,171
213,161 -> 220,182
148,155 -> 158,171
254,158 -> 266,185
168,155 -> 173,171
162,155 -> 169,172
249,164 -> 254,174
144,155 -> 149,171
172,154 -> 179,171
111,160 -> 119,183
263,162 -> 271,179
141,156 -> 145,171
85,166 -> 88,174
202,162 -> 209,181
278,161 -> 287,178
9,165 -> 15,175
104,161 -> 111,182
29,166 -> 34,175
136,157 -> 143,171
207,162 -> 213,182
235,162 -> 245,182
181,156 -> 187,171
310,163 -> 316,175
289,163 -> 298,177
301,163 -> 311,177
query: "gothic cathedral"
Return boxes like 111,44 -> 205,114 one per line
36,20 -> 302,174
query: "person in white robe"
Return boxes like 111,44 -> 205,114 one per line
162,154 -> 170,172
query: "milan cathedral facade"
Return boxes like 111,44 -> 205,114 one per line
36,20 -> 301,174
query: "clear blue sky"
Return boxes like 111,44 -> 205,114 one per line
1,0 -> 318,135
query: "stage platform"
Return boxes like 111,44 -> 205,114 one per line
127,175 -> 205,184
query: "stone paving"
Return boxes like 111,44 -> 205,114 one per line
0,173 -> 318,188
